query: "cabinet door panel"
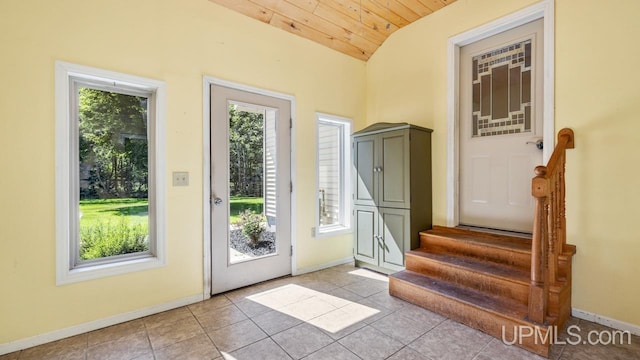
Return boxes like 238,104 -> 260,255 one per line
379,130 -> 411,208
354,206 -> 378,265
353,135 -> 377,207
380,208 -> 410,271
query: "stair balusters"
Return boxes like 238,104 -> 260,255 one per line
528,128 -> 574,324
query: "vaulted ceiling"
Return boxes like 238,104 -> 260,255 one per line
209,0 -> 457,61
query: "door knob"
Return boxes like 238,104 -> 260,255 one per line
213,197 -> 223,206
526,138 -> 544,150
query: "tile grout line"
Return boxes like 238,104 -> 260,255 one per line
208,293 -> 294,358
554,343 -> 567,360
400,315 -> 449,359
142,307 -> 160,360
185,302 -> 215,356
383,344 -> 407,360
376,307 -> 438,360
84,330 -> 89,360
247,306 -> 297,337
151,305 -> 211,358
470,336 -> 494,360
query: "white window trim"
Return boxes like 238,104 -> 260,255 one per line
315,113 -> 352,237
55,61 -> 166,285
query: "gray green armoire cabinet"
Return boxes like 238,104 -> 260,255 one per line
352,123 -> 433,273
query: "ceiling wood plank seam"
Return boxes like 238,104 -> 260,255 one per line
210,0 -> 456,61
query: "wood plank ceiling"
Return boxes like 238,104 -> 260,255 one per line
209,0 -> 456,61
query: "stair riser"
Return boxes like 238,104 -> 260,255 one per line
430,226 -> 534,244
390,277 -> 551,357
421,234 -> 531,269
558,254 -> 572,282
549,279 -> 572,325
405,254 -> 529,304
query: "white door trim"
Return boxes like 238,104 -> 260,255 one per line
202,76 -> 296,299
446,0 -> 555,227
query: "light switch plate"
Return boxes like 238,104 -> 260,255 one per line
172,172 -> 189,186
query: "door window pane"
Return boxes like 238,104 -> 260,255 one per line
228,102 -> 277,263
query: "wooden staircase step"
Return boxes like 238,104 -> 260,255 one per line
420,226 -> 532,268
390,270 -> 528,319
430,225 -> 533,243
391,225 -> 575,357
405,250 -> 530,304
389,270 -> 555,357
406,250 -> 530,282
425,226 -> 533,251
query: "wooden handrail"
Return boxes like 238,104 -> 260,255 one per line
528,128 -> 574,324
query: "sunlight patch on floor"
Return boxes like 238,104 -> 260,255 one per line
246,284 -> 379,333
348,268 -> 389,282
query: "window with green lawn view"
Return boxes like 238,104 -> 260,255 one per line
56,62 -> 165,283
76,86 -> 152,262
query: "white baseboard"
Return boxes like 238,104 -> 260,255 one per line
292,257 -> 354,276
0,294 -> 204,356
572,308 -> 640,336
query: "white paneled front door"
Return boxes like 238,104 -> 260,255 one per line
459,19 -> 544,233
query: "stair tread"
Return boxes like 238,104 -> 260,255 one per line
391,270 -> 529,320
406,250 -> 530,283
424,226 -> 532,254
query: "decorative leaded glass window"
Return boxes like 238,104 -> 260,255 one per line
472,39 -> 533,137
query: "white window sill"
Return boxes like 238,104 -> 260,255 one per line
57,255 -> 165,286
316,225 -> 352,238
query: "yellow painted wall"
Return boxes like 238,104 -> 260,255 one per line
366,0 -> 640,326
3,0 -> 638,347
0,0 -> 364,344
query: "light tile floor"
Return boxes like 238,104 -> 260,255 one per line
3,264 -> 639,359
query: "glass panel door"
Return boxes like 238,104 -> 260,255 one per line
210,84 -> 291,294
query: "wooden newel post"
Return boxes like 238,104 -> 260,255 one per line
529,166 -> 549,324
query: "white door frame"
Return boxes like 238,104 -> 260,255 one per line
446,0 -> 555,227
202,76 -> 296,299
